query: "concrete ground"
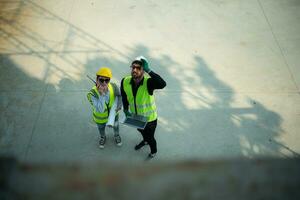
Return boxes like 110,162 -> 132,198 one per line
0,0 -> 300,164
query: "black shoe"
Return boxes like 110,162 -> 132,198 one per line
148,153 -> 156,158
99,136 -> 106,149
114,135 -> 122,146
134,141 -> 147,150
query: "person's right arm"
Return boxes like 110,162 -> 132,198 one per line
147,71 -> 166,95
87,80 -> 104,106
120,78 -> 129,111
87,88 -> 97,106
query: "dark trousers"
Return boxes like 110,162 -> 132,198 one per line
137,119 -> 157,154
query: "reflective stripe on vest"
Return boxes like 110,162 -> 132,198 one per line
123,76 -> 157,122
90,83 -> 115,124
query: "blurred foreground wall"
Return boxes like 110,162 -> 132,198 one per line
1,157 -> 300,200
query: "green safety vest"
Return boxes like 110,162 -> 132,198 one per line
87,83 -> 115,124
123,76 -> 157,122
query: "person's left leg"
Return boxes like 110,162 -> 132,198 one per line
97,123 -> 106,149
113,115 -> 122,146
135,128 -> 148,150
141,120 -> 157,158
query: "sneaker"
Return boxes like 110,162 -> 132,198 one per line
134,141 -> 147,150
147,153 -> 156,159
99,136 -> 106,149
114,135 -> 122,146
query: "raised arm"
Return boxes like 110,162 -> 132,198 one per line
147,71 -> 166,95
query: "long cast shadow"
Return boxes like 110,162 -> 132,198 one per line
116,44 -> 295,159
1,1 -> 298,162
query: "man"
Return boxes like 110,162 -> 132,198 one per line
87,67 -> 122,148
121,56 -> 166,159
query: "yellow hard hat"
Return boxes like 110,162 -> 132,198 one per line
96,67 -> 112,78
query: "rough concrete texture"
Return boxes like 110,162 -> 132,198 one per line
1,0 -> 300,163
0,0 -> 300,174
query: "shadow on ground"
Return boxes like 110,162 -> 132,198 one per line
1,0 -> 298,163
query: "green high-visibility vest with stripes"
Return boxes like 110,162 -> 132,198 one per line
87,83 -> 115,124
123,76 -> 157,122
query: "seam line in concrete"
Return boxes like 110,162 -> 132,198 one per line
23,84 -> 48,161
61,0 -> 76,41
257,0 -> 299,92
23,0 -> 77,160
27,0 -> 130,60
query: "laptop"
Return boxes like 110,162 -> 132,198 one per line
122,114 -> 148,130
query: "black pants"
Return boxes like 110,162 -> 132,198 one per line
137,119 -> 157,154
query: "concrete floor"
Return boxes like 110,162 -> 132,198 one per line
0,0 -> 300,164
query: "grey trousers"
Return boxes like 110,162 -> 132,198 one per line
96,115 -> 119,137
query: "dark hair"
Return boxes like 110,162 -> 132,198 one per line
131,60 -> 143,66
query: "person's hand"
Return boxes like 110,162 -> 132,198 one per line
96,81 -> 108,95
141,57 -> 151,73
124,110 -> 131,117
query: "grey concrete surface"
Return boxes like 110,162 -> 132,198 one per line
1,0 -> 300,164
